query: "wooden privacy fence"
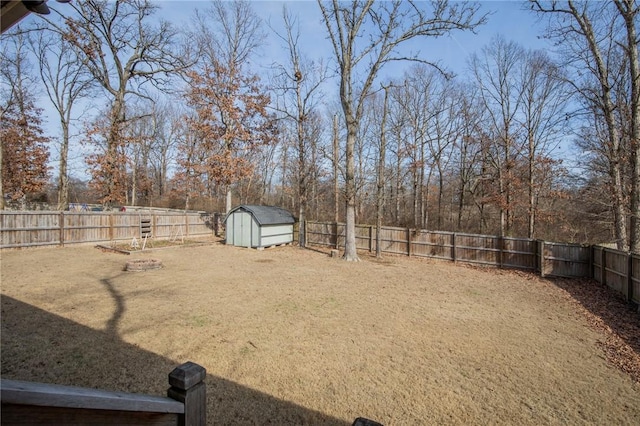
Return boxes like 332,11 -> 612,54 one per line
0,362 -> 206,425
0,211 -> 214,249
305,221 -> 638,305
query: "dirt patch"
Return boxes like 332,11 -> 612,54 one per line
1,244 -> 639,425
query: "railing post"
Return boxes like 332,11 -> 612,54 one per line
168,362 -> 206,426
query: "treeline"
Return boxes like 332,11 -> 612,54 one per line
0,1 -> 638,251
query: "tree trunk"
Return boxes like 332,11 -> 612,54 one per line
297,76 -> 306,248
57,120 -> 70,211
617,0 -> 640,253
395,147 -> 401,224
0,136 -> 4,210
528,131 -> 535,239
105,95 -> 126,207
499,168 -> 506,238
333,114 -> 339,224
437,163 -> 444,230
343,116 -> 360,261
226,189 -> 232,214
130,154 -> 137,207
376,86 -> 390,258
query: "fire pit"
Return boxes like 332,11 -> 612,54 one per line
125,258 -> 163,272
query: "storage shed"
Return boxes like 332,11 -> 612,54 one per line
225,205 -> 295,249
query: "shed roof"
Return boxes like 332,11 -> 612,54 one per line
227,205 -> 295,226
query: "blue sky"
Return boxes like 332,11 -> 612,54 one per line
17,1 -> 560,180
158,0 -> 552,80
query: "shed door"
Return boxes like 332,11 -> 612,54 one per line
233,212 -> 252,247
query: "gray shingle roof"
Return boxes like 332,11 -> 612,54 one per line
227,205 -> 295,225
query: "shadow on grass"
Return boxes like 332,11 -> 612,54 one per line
547,277 -> 640,359
0,296 -> 349,425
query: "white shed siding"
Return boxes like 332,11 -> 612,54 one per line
260,224 -> 294,246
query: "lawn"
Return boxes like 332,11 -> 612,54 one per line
1,242 -> 639,424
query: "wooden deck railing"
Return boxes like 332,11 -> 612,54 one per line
0,362 -> 206,426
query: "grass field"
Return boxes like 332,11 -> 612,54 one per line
1,241 -> 639,424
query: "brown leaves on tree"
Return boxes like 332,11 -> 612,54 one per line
83,115 -> 132,205
1,99 -> 50,203
175,62 -> 276,203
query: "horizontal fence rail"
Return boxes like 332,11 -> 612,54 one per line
305,221 -> 638,305
0,211 -> 214,249
0,362 -> 206,426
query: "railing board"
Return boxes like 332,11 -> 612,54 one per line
0,362 -> 206,426
1,379 -> 184,413
0,404 -> 179,426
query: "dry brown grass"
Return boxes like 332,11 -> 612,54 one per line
2,242 -> 639,425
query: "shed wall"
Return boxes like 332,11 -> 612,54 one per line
259,224 -> 293,247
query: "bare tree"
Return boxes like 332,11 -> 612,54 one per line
29,29 -> 93,210
531,0 -> 633,250
425,74 -> 458,230
393,66 -> 435,229
613,0 -> 640,252
318,0 -> 485,260
41,0 -> 189,206
470,35 -> 526,237
376,84 -> 393,257
519,49 -> 570,238
451,83 -> 485,231
149,100 -> 182,200
271,6 -> 329,247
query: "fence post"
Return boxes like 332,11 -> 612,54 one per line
334,222 -> 339,249
539,240 -> 545,278
185,213 -> 190,237
628,253 -> 633,302
168,361 -> 206,426
109,213 -> 114,241
451,232 -> 456,263
407,228 -> 412,257
369,225 -> 373,252
59,212 -> 65,247
601,247 -> 607,287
